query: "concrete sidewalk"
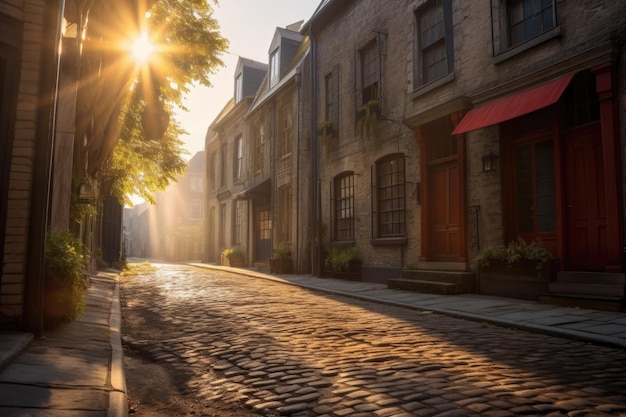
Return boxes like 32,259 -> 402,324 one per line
191,263 -> 626,350
0,271 -> 126,417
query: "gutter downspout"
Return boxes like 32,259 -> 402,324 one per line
308,26 -> 321,276
295,68 -> 301,272
24,0 -> 65,336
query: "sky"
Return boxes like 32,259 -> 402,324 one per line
174,0 -> 322,160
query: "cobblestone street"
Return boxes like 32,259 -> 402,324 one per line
120,263 -> 626,417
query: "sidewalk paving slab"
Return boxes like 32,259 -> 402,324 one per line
0,271 -> 127,417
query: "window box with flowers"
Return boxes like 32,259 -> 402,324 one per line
317,119 -> 334,137
471,238 -> 557,301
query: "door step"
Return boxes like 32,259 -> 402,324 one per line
539,271 -> 625,312
388,270 -> 474,295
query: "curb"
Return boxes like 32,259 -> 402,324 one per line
0,332 -> 33,372
108,275 -> 128,417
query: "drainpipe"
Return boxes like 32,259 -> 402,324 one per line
295,68 -> 301,272
24,0 -> 65,336
308,27 -> 321,276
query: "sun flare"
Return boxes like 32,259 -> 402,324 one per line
131,32 -> 155,64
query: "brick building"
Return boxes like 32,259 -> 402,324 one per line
299,0 -> 626,308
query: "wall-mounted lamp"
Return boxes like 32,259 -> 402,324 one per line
482,152 -> 498,173
77,180 -> 94,204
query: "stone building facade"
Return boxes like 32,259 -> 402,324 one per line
299,0 -> 626,307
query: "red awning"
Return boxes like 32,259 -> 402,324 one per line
452,73 -> 574,135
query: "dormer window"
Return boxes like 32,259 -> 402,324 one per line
234,73 -> 243,103
269,48 -> 280,87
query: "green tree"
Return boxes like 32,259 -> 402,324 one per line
102,0 -> 228,205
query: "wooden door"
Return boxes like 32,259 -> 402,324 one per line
563,125 -> 606,269
429,160 -> 460,261
254,209 -> 272,262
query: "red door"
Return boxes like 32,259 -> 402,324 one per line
429,160 -> 460,261
564,124 -> 606,269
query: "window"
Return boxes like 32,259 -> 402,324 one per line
507,0 -> 555,47
233,135 -> 243,180
416,0 -> 453,86
359,40 -> 379,106
189,200 -> 203,220
254,125 -> 265,174
491,0 -> 558,59
209,151 -> 217,191
374,155 -> 406,238
333,173 -> 355,241
276,185 -> 292,245
190,176 -> 203,192
219,203 -> 227,247
324,69 -> 339,134
513,140 -> 556,237
233,201 -> 243,245
234,73 -> 243,103
269,48 -> 280,87
279,100 -> 293,157
220,143 -> 227,187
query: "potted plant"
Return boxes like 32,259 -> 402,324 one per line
471,237 -> 557,300
44,230 -> 90,328
221,248 -> 245,267
270,246 -> 293,274
324,246 -> 361,281
317,119 -> 334,137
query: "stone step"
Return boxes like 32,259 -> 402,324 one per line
548,282 -> 625,297
539,293 -> 625,312
401,269 -> 474,285
555,271 -> 625,285
388,278 -> 467,295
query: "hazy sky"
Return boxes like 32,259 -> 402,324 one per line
174,0 -> 322,160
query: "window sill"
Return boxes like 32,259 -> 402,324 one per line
371,237 -> 407,246
494,26 -> 561,64
411,72 -> 455,100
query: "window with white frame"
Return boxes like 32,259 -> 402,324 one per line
254,124 -> 265,174
233,135 -> 243,180
234,73 -> 243,103
269,48 -> 280,87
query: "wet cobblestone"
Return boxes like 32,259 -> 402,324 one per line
121,263 -> 626,416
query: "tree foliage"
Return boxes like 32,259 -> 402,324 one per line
102,0 -> 228,205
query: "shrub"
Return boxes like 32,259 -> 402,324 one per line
44,231 -> 89,327
471,237 -> 555,273
325,246 -> 359,271
222,248 -> 244,258
272,246 -> 292,260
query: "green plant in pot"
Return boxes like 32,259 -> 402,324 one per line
221,248 -> 245,267
325,246 -> 361,280
44,230 -> 89,327
270,246 -> 293,274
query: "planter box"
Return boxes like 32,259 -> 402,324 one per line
221,254 -> 244,268
270,258 -> 293,274
326,260 -> 362,281
477,260 -> 555,300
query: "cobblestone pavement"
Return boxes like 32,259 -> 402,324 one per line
120,263 -> 626,417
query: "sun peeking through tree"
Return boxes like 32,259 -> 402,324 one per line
102,0 -> 228,206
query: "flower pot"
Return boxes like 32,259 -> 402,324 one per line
270,258 -> 293,274
221,254 -> 245,267
477,260 -> 555,300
